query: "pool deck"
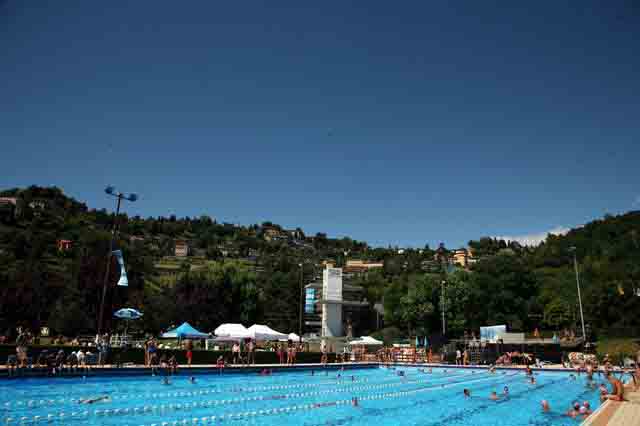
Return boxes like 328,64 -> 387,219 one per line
582,385 -> 640,426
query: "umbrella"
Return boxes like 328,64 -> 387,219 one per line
161,322 -> 209,339
113,308 -> 143,338
114,308 -> 143,320
348,336 -> 383,346
247,324 -> 288,341
214,323 -> 250,339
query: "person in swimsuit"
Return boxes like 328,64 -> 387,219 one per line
79,396 -> 110,404
602,372 -> 624,401
541,400 -> 550,412
463,389 -> 471,398
489,391 -> 499,401
566,402 -> 580,418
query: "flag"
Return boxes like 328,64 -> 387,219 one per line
112,249 -> 128,286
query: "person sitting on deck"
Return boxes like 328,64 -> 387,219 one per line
601,371 -> 625,401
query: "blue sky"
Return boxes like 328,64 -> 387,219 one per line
2,1 -> 639,248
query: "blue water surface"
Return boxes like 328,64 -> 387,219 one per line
0,367 -> 604,426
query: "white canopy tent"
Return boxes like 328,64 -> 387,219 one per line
348,336 -> 383,346
214,323 -> 250,339
247,324 -> 288,341
279,333 -> 301,342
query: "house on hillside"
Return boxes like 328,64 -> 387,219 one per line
262,226 -> 287,242
175,240 -> 189,257
57,239 -> 73,252
0,197 -> 19,220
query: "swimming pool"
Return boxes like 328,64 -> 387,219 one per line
0,366 -> 603,426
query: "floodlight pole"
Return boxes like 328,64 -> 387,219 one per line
298,263 -> 304,341
441,280 -> 446,336
97,187 -> 137,336
569,247 -> 587,343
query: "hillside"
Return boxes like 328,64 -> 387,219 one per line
1,185 -> 639,342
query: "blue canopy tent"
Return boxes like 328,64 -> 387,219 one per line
161,322 -> 209,339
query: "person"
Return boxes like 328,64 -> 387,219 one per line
566,402 -> 581,418
530,376 -> 536,385
290,343 -> 297,365
320,341 -> 328,365
541,400 -> 551,413
489,391 -> 499,401
185,339 -> 193,367
579,401 -> 592,417
352,397 -> 358,407
162,376 -> 171,385
277,343 -> 284,365
189,376 -> 196,383
503,386 -> 509,396
216,355 -> 225,369
246,339 -> 255,365
456,349 -> 462,365
632,365 -> 640,390
79,396 -> 110,404
525,365 -> 532,376
463,349 -> 469,366
534,328 -> 540,339
463,389 -> 471,398
427,348 -> 433,363
143,338 -> 150,366
232,342 -> 240,365
602,371 -> 625,401
168,353 -> 178,374
489,365 -> 496,374
147,339 -> 157,368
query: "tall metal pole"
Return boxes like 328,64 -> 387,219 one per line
97,195 -> 122,336
441,280 -> 446,335
572,250 -> 587,342
298,263 -> 304,340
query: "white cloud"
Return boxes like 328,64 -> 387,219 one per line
496,226 -> 571,247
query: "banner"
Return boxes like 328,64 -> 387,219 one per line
480,325 -> 507,342
112,250 -> 129,286
305,288 -> 316,313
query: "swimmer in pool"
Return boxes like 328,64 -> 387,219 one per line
503,386 -> 509,396
566,402 -> 581,418
489,391 -> 499,401
530,376 -> 536,385
79,396 -> 110,404
463,389 -> 471,398
162,377 -> 171,385
541,400 -> 550,412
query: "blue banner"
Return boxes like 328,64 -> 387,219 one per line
304,288 -> 315,313
112,250 -> 128,287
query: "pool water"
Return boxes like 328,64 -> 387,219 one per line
0,367 -> 604,426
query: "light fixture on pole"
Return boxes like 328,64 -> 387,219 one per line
97,186 -> 138,336
568,246 -> 587,342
